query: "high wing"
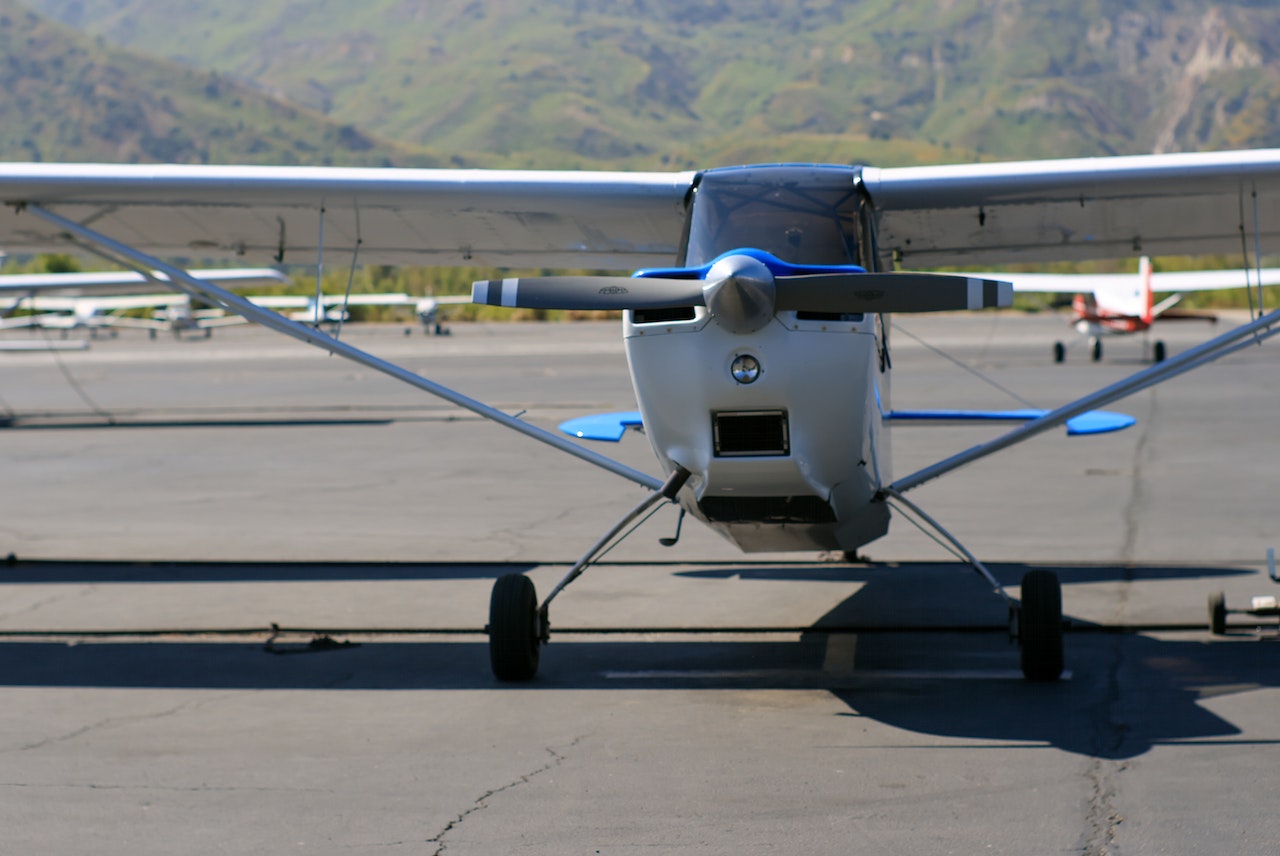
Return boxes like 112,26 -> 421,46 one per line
1,151 -> 1280,270
860,149 -> 1280,266
0,165 -> 696,269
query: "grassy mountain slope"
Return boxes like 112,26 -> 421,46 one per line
0,0 -> 443,165
21,0 -> 1280,169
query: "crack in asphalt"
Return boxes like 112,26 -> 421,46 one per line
1119,390 -> 1158,566
0,584 -> 97,622
1082,636 -> 1132,855
1081,387 -> 1159,852
8,694 -> 230,754
426,736 -> 584,855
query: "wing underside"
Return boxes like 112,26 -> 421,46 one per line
861,150 -> 1280,267
0,165 -> 696,269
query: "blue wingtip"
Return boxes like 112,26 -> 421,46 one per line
558,411 -> 644,442
1064,411 -> 1137,436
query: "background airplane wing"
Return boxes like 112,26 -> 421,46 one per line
1145,268 -> 1280,292
0,268 -> 290,297
927,268 -> 1280,294
936,271 -> 1134,294
861,149 -> 1280,266
4,293 -> 190,312
0,165 -> 697,269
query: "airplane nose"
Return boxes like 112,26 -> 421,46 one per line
702,254 -> 777,334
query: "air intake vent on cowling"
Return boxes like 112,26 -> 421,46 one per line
712,410 -> 789,457
632,306 -> 697,324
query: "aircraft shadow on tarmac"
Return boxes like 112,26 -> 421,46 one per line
5,417 -> 395,430
0,559 -> 539,583
0,560 -> 1274,760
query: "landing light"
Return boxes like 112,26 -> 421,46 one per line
731,354 -> 761,384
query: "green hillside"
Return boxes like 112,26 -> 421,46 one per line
20,0 -> 1280,169
0,0 -> 444,165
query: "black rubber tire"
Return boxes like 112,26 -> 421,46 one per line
1208,590 -> 1227,635
489,574 -> 541,681
1153,340 -> 1167,363
1091,339 -> 1103,362
1053,342 -> 1066,363
1020,570 -> 1064,681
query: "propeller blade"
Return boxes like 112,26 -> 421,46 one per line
472,276 -> 704,310
775,273 -> 1013,314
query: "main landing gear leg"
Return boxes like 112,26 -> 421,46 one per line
487,466 -> 692,681
879,488 -> 1064,681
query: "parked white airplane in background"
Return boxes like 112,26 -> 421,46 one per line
965,257 -> 1280,362
248,292 -> 469,332
0,152 -> 1277,683
0,268 -> 289,337
0,268 -> 468,337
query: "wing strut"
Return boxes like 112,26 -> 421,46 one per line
888,305 -> 1280,494
21,204 -> 663,492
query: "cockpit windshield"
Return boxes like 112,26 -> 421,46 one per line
684,165 -> 862,267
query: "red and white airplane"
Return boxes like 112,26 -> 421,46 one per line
0,152 -> 1277,683
969,257 -> 1280,362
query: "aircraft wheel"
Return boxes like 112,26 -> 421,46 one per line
1019,570 -> 1064,681
1090,339 -> 1103,362
488,574 -> 541,681
1208,590 -> 1227,635
1053,341 -> 1066,363
1153,340 -> 1166,363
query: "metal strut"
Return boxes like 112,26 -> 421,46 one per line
537,466 -> 691,641
19,204 -> 665,492
879,486 -> 1013,608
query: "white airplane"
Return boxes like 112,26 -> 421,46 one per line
247,292 -> 469,331
0,152 -> 1278,683
0,268 -> 290,337
965,257 -> 1280,362
0,268 -> 467,336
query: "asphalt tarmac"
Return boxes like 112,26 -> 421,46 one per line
1,313 -> 1278,854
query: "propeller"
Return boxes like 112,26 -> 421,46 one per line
471,275 -> 702,311
472,250 -> 1012,332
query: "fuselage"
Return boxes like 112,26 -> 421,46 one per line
622,165 -> 893,553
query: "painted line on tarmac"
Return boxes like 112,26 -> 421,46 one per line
602,668 -> 1072,681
